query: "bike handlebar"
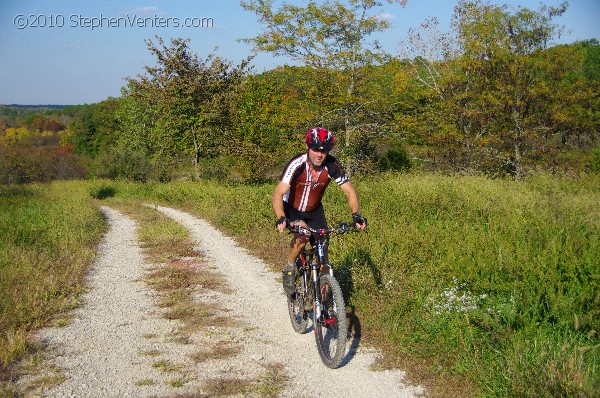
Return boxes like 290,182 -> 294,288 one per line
287,221 -> 362,237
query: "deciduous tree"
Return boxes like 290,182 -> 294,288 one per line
241,0 -> 408,172
403,0 -> 583,175
124,37 -> 252,178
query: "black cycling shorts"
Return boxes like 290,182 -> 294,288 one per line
284,201 -> 327,230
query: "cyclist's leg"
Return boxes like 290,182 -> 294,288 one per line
282,203 -> 310,296
283,231 -> 309,295
287,203 -> 327,262
288,222 -> 309,263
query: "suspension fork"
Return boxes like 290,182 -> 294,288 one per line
312,260 -> 321,321
312,237 -> 329,321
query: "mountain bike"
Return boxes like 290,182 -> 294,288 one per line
286,221 -> 360,368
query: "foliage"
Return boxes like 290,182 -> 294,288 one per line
451,0 -> 571,176
240,0 -> 407,70
2,2 -> 599,179
1,118 -> 66,148
0,105 -> 68,131
64,98 -> 121,156
0,125 -> 83,185
401,0 -> 599,176
581,39 -> 600,81
88,183 -> 116,200
0,112 -> 88,183
229,74 -> 293,181
590,147 -> 600,173
241,0 -> 410,173
0,145 -> 86,184
89,145 -> 173,182
122,37 -> 252,179
377,139 -> 412,172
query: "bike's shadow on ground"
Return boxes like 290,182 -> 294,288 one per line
340,307 -> 362,367
300,307 -> 361,368
337,248 -> 381,368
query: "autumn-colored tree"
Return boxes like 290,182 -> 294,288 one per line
241,0 -> 408,172
123,37 -> 252,179
454,0 -> 570,175
0,112 -> 86,183
401,0 -> 592,175
545,41 -> 600,155
230,74 -> 291,180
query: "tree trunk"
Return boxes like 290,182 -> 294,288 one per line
512,108 -> 524,178
191,126 -> 201,180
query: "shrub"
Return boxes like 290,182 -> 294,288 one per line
89,183 -> 116,199
90,146 -> 173,182
0,146 -> 87,184
378,141 -> 412,172
589,147 -> 600,173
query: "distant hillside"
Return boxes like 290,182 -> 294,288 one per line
0,104 -> 70,119
1,104 -> 68,109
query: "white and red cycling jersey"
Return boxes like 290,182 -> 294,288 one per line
280,153 -> 349,213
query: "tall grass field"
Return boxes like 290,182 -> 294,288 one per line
1,173 -> 598,397
0,182 -> 105,392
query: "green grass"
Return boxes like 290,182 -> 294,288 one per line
134,378 -> 155,386
1,174 -> 598,397
152,359 -> 184,373
0,182 -> 105,384
345,173 -> 599,397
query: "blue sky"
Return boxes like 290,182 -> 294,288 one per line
0,0 -> 598,105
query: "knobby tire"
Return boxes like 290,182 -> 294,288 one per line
287,274 -> 309,333
314,274 -> 347,368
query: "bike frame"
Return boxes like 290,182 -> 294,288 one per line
286,221 -> 361,368
299,229 -> 331,321
291,223 -> 355,323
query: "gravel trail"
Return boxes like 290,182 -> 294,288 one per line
33,205 -> 424,398
37,206 -> 183,397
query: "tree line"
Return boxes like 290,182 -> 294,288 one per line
1,0 -> 599,184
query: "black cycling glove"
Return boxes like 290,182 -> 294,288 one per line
352,212 -> 367,226
275,216 -> 288,228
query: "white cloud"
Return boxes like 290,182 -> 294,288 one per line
119,6 -> 164,16
376,12 -> 396,21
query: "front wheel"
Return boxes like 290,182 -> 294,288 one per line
287,274 -> 309,333
314,274 -> 347,368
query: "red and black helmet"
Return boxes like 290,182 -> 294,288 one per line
306,127 -> 335,151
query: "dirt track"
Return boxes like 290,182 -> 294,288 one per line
32,205 -> 425,397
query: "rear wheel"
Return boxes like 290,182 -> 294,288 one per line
314,274 -> 347,368
287,273 -> 309,333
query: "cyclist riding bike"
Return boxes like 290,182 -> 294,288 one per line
272,127 -> 367,297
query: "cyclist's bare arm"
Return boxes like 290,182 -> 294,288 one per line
340,181 -> 360,213
340,182 -> 366,230
272,180 -> 291,233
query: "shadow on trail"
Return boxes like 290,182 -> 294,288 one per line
339,307 -> 362,367
337,248 -> 382,367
